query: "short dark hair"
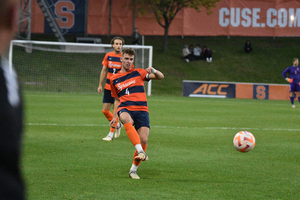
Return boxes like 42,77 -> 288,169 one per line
293,58 -> 298,63
111,36 -> 125,46
122,48 -> 136,56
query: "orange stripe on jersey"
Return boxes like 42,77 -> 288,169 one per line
110,68 -> 149,113
102,51 -> 122,90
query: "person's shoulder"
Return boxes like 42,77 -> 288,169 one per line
135,68 -> 146,73
105,51 -> 113,56
103,51 -> 112,59
110,72 -> 123,82
106,51 -> 120,56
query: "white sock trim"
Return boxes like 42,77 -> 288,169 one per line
130,164 -> 138,172
108,132 -> 114,138
135,144 -> 143,153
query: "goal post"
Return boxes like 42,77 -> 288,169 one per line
8,40 -> 153,95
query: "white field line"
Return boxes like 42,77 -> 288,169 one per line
25,123 -> 300,131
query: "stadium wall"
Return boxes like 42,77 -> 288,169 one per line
30,0 -> 300,37
182,80 -> 290,100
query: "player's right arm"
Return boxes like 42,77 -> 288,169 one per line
98,65 -> 108,94
282,67 -> 293,83
282,67 -> 290,79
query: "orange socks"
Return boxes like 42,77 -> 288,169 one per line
124,123 -> 148,167
124,123 -> 141,146
102,110 -> 118,132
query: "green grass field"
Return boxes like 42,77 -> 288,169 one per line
22,92 -> 300,199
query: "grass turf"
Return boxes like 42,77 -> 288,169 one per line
22,92 -> 300,199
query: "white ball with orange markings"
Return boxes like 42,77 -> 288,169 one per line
233,131 -> 256,152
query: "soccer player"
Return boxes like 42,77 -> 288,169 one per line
282,58 -> 300,108
0,0 -> 25,199
109,48 -> 164,179
98,37 -> 125,141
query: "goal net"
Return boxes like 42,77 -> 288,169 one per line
7,40 -> 153,95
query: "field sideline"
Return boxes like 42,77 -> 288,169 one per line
22,92 -> 300,199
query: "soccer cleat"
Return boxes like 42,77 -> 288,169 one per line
134,152 -> 149,162
114,123 -> 123,138
292,104 -> 295,108
129,171 -> 140,179
102,135 -> 113,141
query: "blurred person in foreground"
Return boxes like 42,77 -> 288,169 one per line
109,48 -> 164,179
282,58 -> 300,108
98,37 -> 126,141
0,0 -> 25,199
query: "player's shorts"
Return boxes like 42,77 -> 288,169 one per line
118,108 -> 150,130
102,89 -> 115,104
290,82 -> 300,92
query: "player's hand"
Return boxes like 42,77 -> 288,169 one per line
286,78 -> 293,83
98,86 -> 103,94
146,67 -> 152,74
146,67 -> 157,74
110,118 -> 117,127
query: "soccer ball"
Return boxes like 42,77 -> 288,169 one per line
233,131 -> 256,152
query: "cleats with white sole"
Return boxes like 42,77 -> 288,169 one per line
102,135 -> 113,141
129,171 -> 140,179
114,123 -> 123,138
134,152 -> 148,162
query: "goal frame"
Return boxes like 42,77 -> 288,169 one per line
8,40 -> 153,96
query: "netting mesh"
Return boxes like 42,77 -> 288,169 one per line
10,41 -> 152,93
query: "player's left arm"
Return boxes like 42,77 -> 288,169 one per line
146,67 -> 164,80
109,79 -> 120,127
110,98 -> 120,127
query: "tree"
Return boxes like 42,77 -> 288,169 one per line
134,0 -> 221,51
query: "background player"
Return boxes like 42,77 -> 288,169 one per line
98,37 -> 125,141
109,48 -> 164,179
0,0 -> 25,199
282,58 -> 300,108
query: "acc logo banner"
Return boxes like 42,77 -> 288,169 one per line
44,0 -> 85,34
182,80 -> 235,98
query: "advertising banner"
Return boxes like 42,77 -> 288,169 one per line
182,80 -> 236,98
30,0 -> 300,37
44,0 -> 85,34
85,0 -> 300,37
183,80 -> 289,100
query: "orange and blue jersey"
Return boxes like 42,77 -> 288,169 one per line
110,68 -> 149,113
102,51 -> 122,90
